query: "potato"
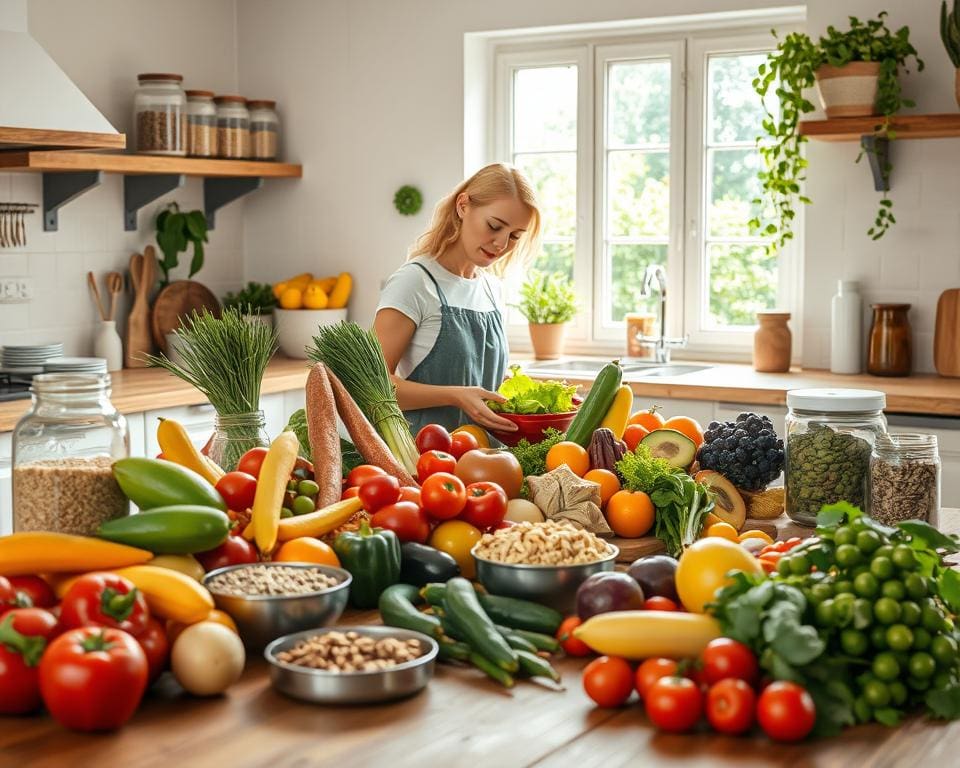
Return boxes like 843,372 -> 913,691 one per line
171,621 -> 245,696
505,498 -> 544,524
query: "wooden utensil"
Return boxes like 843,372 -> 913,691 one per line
125,250 -> 154,368
87,271 -> 107,321
106,271 -> 123,321
934,288 -> 960,378
151,280 -> 221,352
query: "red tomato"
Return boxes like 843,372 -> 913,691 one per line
582,656 -> 634,708
643,596 -> 678,612
195,535 -> 259,572
59,574 -> 149,637
136,617 -> 169,684
701,638 -> 759,686
342,486 -> 360,500
416,450 -> 457,483
757,681 -> 816,742
237,447 -> 269,478
645,676 -> 703,733
415,424 -> 453,455
706,678 -> 756,735
398,486 -> 421,506
420,472 -> 467,520
449,430 -> 480,459
8,575 -> 57,609
346,464 -> 389,488
459,481 -> 508,529
371,501 -> 430,543
556,616 -> 591,657
39,627 -> 148,732
634,657 -> 679,698
0,576 -> 19,616
0,608 -> 60,714
215,471 -> 258,511
358,474 -> 401,513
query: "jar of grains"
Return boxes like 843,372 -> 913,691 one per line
214,95 -> 250,158
133,73 -> 186,155
870,433 -> 940,527
12,374 -> 130,535
784,388 -> 887,526
247,99 -> 280,160
185,89 -> 217,157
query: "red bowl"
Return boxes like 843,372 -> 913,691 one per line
488,410 -> 578,447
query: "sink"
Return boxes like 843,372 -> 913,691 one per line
524,358 -> 711,378
525,359 -> 655,375
631,364 -> 712,377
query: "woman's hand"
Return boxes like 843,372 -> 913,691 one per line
450,387 -> 518,432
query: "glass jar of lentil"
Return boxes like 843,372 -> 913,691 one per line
12,374 -> 129,535
185,89 -> 217,157
870,433 -> 940,527
214,95 -> 251,159
133,73 -> 187,155
247,99 -> 280,160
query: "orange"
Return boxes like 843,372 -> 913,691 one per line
275,537 -> 341,567
605,490 -> 655,538
628,406 -> 665,433
663,416 -> 704,449
622,424 -> 650,452
545,441 -> 590,477
705,521 -> 739,542
583,469 -> 621,507
703,511 -> 724,529
738,529 -> 774,545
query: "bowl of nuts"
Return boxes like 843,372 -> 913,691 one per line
203,562 -> 351,651
264,625 -> 439,704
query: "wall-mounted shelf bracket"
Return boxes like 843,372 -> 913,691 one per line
42,171 -> 103,231
124,174 -> 185,231
203,177 -> 263,229
859,135 -> 891,192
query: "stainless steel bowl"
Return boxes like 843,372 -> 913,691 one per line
471,543 -> 620,612
203,563 -> 351,651
264,625 -> 439,704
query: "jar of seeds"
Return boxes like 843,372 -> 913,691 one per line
247,99 -> 280,160
133,73 -> 186,155
214,95 -> 250,159
12,374 -> 129,535
185,89 -> 217,157
870,433 -> 940,527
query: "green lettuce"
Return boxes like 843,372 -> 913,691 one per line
487,365 -> 577,414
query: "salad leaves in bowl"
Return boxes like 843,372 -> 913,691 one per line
487,366 -> 579,447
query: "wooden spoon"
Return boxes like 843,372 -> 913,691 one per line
106,271 -> 123,321
87,271 -> 107,321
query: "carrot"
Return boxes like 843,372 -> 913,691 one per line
324,365 -> 418,487
306,363 -> 344,507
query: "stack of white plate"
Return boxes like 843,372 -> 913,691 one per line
42,357 -> 108,374
1,343 -> 65,372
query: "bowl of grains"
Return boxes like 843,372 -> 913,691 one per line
264,625 -> 439,704
203,563 -> 351,651
471,520 -> 618,612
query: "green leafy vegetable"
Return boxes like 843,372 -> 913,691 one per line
615,444 -> 675,493
650,472 -> 714,558
488,365 -> 577,415
927,686 -> 960,720
508,428 -> 564,493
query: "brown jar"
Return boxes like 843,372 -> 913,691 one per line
868,303 -> 912,376
753,311 -> 792,372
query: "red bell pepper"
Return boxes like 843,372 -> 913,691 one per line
59,573 -> 149,636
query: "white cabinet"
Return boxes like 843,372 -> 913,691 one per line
260,393 -> 287,439
0,432 -> 11,536
125,411 -> 147,458
629,395 -> 715,431
144,402 -> 218,458
283,389 -> 306,417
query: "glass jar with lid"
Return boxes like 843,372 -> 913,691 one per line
247,99 -> 280,160
214,95 -> 250,159
133,73 -> 186,155
784,388 -> 887,526
870,433 -> 940,527
185,89 -> 217,157
12,374 -> 130,535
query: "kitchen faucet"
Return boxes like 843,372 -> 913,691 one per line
636,264 -> 687,364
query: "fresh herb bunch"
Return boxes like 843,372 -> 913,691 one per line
752,12 -> 924,248
651,473 -> 714,558
155,203 -> 209,287
512,270 -> 578,325
616,444 -> 676,493
509,428 -> 565,491
222,282 -> 278,315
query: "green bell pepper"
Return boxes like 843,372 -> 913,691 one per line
334,521 -> 401,609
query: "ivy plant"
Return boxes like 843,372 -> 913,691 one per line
512,270 -> 578,325
155,203 -> 209,287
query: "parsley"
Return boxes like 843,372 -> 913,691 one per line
508,428 -> 564,492
615,444 -> 675,493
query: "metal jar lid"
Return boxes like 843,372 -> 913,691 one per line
787,388 -> 886,413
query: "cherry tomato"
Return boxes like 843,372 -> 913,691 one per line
556,616 -> 591,657
645,676 -> 703,732
59,574 -> 149,637
215,471 -> 258,511
449,430 -> 480,459
420,472 -> 467,520
701,638 -> 759,686
136,617 -> 170,684
8,576 -> 57,609
398,486 -> 422,506
756,681 -> 816,742
634,657 -> 679,698
415,424 -> 453,455
459,481 -> 508,529
643,596 -> 678,612
236,447 -> 269,478
706,678 -> 756,735
342,486 -> 360,500
358,474 -> 401,513
195,534 -> 259,572
0,576 -> 19,617
0,608 -> 60,714
582,656 -> 634,708
416,450 -> 457,483
371,501 -> 430,543
346,464 -> 389,488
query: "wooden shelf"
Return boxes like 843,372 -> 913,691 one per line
0,151 -> 301,178
798,113 -> 960,141
0,126 -> 126,151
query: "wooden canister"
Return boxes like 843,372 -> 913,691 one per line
753,312 -> 792,372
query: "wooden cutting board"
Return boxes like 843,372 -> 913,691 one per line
934,288 -> 960,377
151,280 -> 221,352
124,248 -> 155,368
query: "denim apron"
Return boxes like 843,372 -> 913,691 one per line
402,262 -> 508,434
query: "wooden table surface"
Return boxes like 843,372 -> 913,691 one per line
2,510 -> 958,768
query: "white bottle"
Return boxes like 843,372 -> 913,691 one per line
830,280 -> 862,374
93,320 -> 124,372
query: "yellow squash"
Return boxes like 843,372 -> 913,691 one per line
147,553 -> 206,582
276,497 -> 362,541
156,418 -> 224,484
0,532 -> 152,576
573,610 -> 721,660
315,276 -> 338,293
251,431 -> 300,553
598,384 -> 634,439
112,565 -> 214,624
327,272 -> 352,309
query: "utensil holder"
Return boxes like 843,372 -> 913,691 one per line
93,320 -> 124,372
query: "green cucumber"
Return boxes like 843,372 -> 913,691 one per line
443,578 -> 518,673
469,651 -> 515,688
515,649 -> 561,682
438,640 -> 472,662
564,361 -> 623,447
495,625 -> 560,653
422,583 -> 563,636
113,458 -> 226,511
378,584 -> 444,639
498,628 -> 538,654
95,505 -> 229,554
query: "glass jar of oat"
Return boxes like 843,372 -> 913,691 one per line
247,99 -> 280,160
133,73 -> 187,156
185,89 -> 217,157
870,433 -> 940,527
12,374 -> 130,535
214,95 -> 250,159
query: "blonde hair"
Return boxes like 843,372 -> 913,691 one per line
409,163 -> 541,276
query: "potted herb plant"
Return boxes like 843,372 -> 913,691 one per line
752,12 -> 923,249
942,1 -> 960,107
222,281 -> 278,328
513,270 -> 578,360
154,203 -> 209,287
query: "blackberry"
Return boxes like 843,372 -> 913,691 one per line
696,412 -> 785,490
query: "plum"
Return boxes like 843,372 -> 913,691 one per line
576,572 -> 645,620
627,555 -> 679,602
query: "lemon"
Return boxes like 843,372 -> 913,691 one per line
303,285 -> 329,309
279,287 -> 303,309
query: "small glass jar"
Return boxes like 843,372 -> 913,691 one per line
207,410 -> 270,472
214,95 -> 251,159
870,433 -> 940,527
185,89 -> 217,157
784,388 -> 887,526
133,73 -> 186,156
868,303 -> 912,377
12,374 -> 129,535
247,99 -> 280,160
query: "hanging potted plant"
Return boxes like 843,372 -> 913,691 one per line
513,270 -> 578,360
942,0 -> 960,107
751,12 -> 923,249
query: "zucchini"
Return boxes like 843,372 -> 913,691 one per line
497,628 -> 538,654
422,582 -> 563,636
469,651 -> 515,688
378,583 -> 444,638
443,578 -> 518,673
399,543 -> 460,587
95,505 -> 230,554
438,640 -> 472,662
494,625 -> 561,653
515,649 -> 561,682
564,361 -> 623,447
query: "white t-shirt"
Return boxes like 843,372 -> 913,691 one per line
376,256 -> 505,378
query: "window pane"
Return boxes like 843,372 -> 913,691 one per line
608,244 -> 667,323
533,242 -> 574,282
514,66 -> 577,152
607,60 -> 670,147
707,148 -> 766,238
707,243 -> 777,327
514,152 -> 576,238
607,150 -> 669,238
708,53 -> 769,144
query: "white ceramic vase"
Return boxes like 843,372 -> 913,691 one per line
93,320 -> 124,372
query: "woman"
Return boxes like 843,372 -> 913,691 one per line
374,163 -> 541,436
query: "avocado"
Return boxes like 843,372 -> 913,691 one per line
694,469 -> 746,530
640,429 -> 697,469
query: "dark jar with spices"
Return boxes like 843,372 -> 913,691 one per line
867,303 -> 912,377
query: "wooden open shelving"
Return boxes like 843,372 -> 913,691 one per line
0,126 -> 126,151
798,113 -> 960,141
0,151 -> 301,178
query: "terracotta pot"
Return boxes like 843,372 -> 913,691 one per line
815,62 -> 881,118
753,312 -> 792,373
528,322 -> 566,360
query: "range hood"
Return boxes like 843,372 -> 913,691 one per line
0,0 -> 124,150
